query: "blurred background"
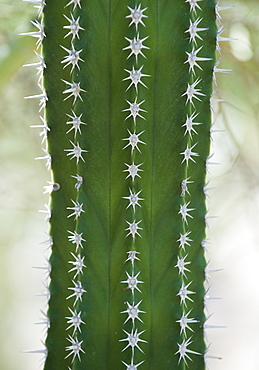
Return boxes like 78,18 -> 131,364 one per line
0,0 -> 258,369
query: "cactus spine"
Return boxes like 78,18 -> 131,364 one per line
22,0 -> 230,368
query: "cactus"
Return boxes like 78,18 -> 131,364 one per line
22,0 -> 230,368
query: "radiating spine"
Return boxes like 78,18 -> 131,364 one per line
61,0 -> 87,364
120,5 -> 149,368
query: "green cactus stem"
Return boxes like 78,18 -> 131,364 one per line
22,0 -> 229,368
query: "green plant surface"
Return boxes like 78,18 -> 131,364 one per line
24,0 -> 217,369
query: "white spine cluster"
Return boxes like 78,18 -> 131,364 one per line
22,0 -> 88,365
120,4 -> 149,368
176,0 -> 211,365
63,0 -> 87,365
177,0 -> 230,366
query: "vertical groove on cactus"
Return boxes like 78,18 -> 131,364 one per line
21,0 -> 232,368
